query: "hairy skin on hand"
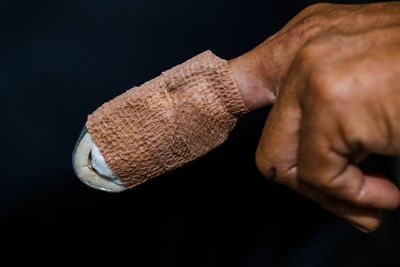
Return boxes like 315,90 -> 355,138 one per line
230,2 -> 400,232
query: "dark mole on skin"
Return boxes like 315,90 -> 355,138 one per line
266,166 -> 277,179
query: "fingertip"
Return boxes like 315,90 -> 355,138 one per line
362,174 -> 400,210
346,208 -> 382,233
349,221 -> 377,233
391,188 -> 400,211
306,185 -> 383,233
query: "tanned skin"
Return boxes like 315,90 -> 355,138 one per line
229,2 -> 400,232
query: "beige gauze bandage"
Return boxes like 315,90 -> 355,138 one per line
86,50 -> 248,188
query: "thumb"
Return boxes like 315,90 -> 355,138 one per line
228,23 -> 323,111
228,4 -> 346,111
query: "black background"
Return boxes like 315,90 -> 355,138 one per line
1,0 -> 400,266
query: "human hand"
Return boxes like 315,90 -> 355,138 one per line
230,2 -> 400,232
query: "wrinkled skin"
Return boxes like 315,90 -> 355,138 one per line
229,2 -> 400,232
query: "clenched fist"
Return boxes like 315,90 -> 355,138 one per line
229,2 -> 400,232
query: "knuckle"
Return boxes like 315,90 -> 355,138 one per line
255,148 -> 292,182
288,3 -> 335,42
307,69 -> 343,106
302,3 -> 334,14
255,148 -> 273,178
298,166 -> 364,204
297,170 -> 320,187
323,175 -> 351,195
295,41 -> 326,70
297,167 -> 339,192
286,16 -> 325,46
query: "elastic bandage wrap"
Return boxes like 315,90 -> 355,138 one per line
86,50 -> 248,188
